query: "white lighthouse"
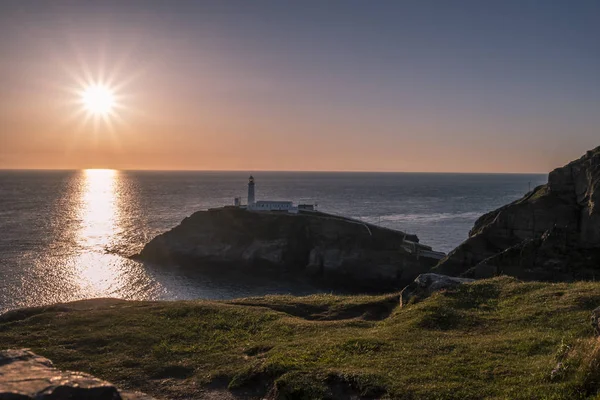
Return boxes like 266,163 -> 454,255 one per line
235,175 -> 314,212
247,175 -> 255,206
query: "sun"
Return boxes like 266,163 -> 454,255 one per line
81,85 -> 116,115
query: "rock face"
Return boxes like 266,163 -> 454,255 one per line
400,273 -> 474,306
0,349 -> 153,400
436,146 -> 600,280
136,208 -> 443,291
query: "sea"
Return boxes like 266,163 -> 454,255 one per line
0,170 -> 546,313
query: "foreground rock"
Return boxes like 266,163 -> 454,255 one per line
400,273 -> 474,306
436,146 -> 600,281
136,208 -> 444,291
0,349 -> 153,400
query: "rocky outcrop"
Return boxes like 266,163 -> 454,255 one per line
400,273 -> 474,306
461,226 -> 600,280
436,146 -> 600,280
0,349 -> 153,400
136,208 -> 443,291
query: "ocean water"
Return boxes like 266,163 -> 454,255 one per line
0,170 -> 546,313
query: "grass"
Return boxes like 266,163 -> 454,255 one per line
2,276 -> 600,399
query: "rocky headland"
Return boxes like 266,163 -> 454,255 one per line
436,145 -> 600,281
135,209 -> 444,291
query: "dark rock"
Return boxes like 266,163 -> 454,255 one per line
436,146 -> 600,281
136,208 -> 444,292
400,273 -> 474,306
463,226 -> 600,281
0,349 -> 154,400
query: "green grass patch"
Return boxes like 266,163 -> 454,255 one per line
2,277 -> 600,399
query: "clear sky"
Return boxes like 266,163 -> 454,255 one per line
0,0 -> 598,172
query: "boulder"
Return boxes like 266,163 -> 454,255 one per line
136,208 -> 444,292
400,273 -> 474,306
436,146 -> 600,281
0,349 -> 153,400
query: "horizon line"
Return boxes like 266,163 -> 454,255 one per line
0,167 -> 549,175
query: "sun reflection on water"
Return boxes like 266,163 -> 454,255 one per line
74,169 -> 125,294
79,169 -> 120,249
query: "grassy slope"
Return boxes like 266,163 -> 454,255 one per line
1,277 -> 600,399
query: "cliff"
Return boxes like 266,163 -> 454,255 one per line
436,145 -> 600,280
136,208 -> 442,291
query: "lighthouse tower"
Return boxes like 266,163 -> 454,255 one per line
247,175 -> 255,206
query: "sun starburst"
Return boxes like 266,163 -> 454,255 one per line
80,84 -> 116,116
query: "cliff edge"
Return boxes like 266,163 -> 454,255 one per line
136,208 -> 443,291
436,145 -> 600,280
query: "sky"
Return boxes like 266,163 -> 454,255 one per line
0,0 -> 598,173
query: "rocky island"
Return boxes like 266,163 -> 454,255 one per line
135,208 -> 444,291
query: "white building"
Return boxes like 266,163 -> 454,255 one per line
251,200 -> 294,211
235,176 -> 315,213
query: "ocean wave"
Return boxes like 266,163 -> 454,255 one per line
363,211 -> 483,224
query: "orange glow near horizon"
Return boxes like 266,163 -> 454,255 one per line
0,40 -> 588,174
